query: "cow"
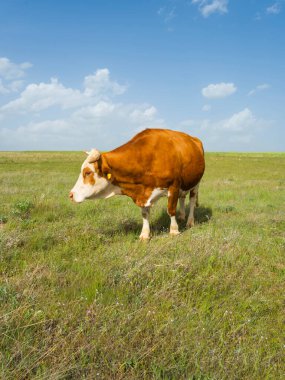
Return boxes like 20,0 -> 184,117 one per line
69,128 -> 205,240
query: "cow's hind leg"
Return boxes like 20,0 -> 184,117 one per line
140,207 -> 151,240
186,184 -> 199,228
178,193 -> 186,221
168,186 -> 180,236
196,191 -> 199,207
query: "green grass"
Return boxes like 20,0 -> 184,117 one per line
0,151 -> 285,379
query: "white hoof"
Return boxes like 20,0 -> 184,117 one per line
169,228 -> 180,236
139,233 -> 150,241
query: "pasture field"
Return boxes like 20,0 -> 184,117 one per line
0,151 -> 285,380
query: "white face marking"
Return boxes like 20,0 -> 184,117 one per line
144,188 -> 167,207
70,159 -> 121,203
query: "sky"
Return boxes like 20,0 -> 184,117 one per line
0,0 -> 284,152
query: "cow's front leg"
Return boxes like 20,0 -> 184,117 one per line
168,186 -> 180,236
140,207 -> 151,240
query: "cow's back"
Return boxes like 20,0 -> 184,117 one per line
103,129 -> 205,191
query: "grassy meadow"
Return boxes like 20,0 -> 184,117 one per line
0,151 -> 285,379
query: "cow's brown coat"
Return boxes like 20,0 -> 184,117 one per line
95,128 -> 205,213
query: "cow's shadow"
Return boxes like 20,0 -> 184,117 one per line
115,205 -> 212,237
152,205 -> 213,234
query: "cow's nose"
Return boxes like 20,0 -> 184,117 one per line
69,191 -> 74,201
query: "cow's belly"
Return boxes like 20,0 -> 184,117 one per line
143,186 -> 198,208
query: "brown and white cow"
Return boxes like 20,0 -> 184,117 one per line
69,128 -> 205,240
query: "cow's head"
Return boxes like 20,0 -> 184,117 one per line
69,149 -> 112,203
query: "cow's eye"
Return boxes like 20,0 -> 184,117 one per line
83,170 -> 92,177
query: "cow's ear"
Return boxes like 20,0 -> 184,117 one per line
86,149 -> 101,163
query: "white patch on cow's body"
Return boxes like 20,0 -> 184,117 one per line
144,188 -> 167,207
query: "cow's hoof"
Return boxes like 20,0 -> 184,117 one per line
169,229 -> 180,236
177,214 -> 186,221
186,219 -> 195,228
139,234 -> 150,241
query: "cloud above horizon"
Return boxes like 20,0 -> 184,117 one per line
248,83 -> 270,96
192,0 -> 228,17
266,2 -> 282,14
202,82 -> 236,99
0,66 -> 165,150
0,57 -> 32,95
0,56 -> 275,152
180,108 -> 272,149
1,68 -> 127,114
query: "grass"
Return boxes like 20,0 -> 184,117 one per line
0,151 -> 285,379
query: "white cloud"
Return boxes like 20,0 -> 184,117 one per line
73,101 -> 116,120
0,57 -> 32,80
0,102 -> 165,151
84,68 -> 127,97
248,83 -> 270,96
8,80 -> 25,92
1,78 -> 84,113
0,79 -> 9,95
192,0 -> 228,17
202,82 -> 236,99
0,57 -> 31,94
180,108 -> 272,150
0,66 -> 165,150
219,108 -> 255,131
130,106 -> 157,123
0,79 -> 24,94
1,68 -> 127,115
266,2 -> 282,14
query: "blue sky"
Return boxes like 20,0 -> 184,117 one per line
0,0 -> 284,151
